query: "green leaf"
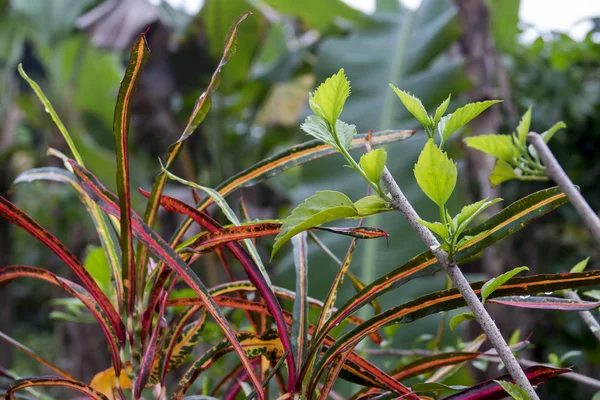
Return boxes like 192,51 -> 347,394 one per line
509,329 -> 521,346
583,290 -> 600,301
300,115 -> 337,149
464,134 -> 519,162
414,139 -> 457,207
309,68 -> 351,126
433,94 -> 451,125
516,107 -> 532,144
389,85 -> 430,129
354,195 -> 391,217
417,220 -> 449,241
493,380 -> 531,400
83,247 -> 111,294
455,198 -> 503,234
541,121 -> 566,143
481,266 -> 530,303
335,120 -> 358,151
272,191 -> 358,257
571,257 -> 590,273
439,100 -> 502,141
412,382 -> 468,393
359,149 -> 387,185
490,159 -> 520,187
449,312 -> 475,330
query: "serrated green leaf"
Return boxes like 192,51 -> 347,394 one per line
463,134 -> 519,162
359,149 -> 387,185
493,380 -> 530,400
455,198 -> 503,234
440,100 -> 502,141
389,85 -> 430,129
571,257 -> 590,273
433,94 -> 451,125
449,312 -> 475,330
272,191 -> 357,257
335,120 -> 357,150
417,219 -> 449,241
481,266 -> 529,303
541,121 -> 566,143
490,159 -> 519,187
309,68 -> 351,126
516,107 -> 532,144
300,115 -> 337,149
414,139 -> 457,207
354,195 -> 391,217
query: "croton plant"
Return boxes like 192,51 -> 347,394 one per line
1,11 -> 599,400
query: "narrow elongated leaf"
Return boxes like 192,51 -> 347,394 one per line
309,68 -> 351,126
0,330 -> 73,380
171,130 -> 414,247
161,165 -> 272,287
0,266 -> 122,372
439,100 -> 502,141
17,65 -> 84,164
112,33 -> 149,317
291,233 -> 309,373
570,257 -> 590,273
487,296 -> 600,310
6,377 -> 110,400
427,335 -> 487,384
155,307 -> 207,385
69,162 -> 266,396
272,191 -> 358,256
0,197 -> 123,343
493,381 -> 529,400
444,366 -> 569,400
132,186 -> 296,390
174,330 -> 284,399
135,11 -> 252,309
308,187 -> 568,360
541,121 -> 566,143
312,269 -> 600,385
414,139 -> 457,207
14,167 -> 122,307
481,266 -> 529,303
179,221 -> 387,256
390,86 -> 430,129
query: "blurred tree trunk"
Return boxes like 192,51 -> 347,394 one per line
453,0 -> 533,362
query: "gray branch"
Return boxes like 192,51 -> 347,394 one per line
381,167 -> 540,399
528,132 -> 600,243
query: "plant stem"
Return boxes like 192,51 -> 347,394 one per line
564,290 -> 600,342
528,132 -> 600,244
381,166 -> 540,399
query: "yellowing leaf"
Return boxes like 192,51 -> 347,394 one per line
90,363 -> 132,399
516,107 -> 532,144
272,191 -> 357,257
390,85 -> 430,129
359,148 -> 387,186
464,134 -> 519,163
414,139 -> 457,207
439,100 -> 502,141
354,195 -> 391,217
489,159 -> 519,187
309,68 -> 351,126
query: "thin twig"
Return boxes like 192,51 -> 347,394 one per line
528,132 -> 600,243
564,290 -> 600,341
528,132 -> 600,342
381,167 -> 540,399
362,349 -> 600,390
